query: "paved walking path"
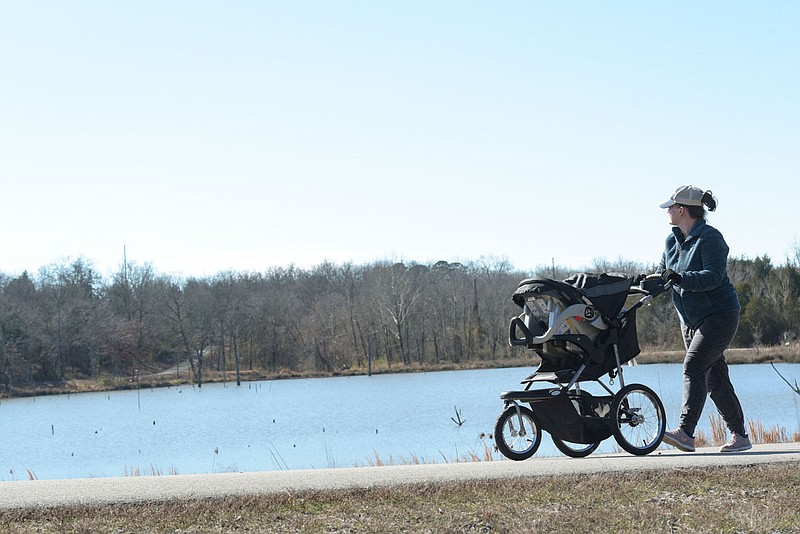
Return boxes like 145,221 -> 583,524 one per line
1,442 -> 797,510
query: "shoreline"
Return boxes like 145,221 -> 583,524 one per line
2,346 -> 797,401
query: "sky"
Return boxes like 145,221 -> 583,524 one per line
1,2 -> 798,279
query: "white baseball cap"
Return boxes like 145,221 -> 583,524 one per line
660,185 -> 707,209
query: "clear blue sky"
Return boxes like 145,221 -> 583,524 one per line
2,2 -> 798,278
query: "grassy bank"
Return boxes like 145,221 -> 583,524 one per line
635,344 -> 800,365
2,463 -> 798,533
3,344 -> 798,400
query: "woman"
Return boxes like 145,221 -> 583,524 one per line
657,185 -> 751,453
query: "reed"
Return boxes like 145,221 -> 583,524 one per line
109,417 -> 798,475
366,419 -> 799,466
365,450 -> 389,467
363,435 -> 500,467
693,430 -> 711,448
699,413 -> 795,446
13,417 -> 798,481
463,440 -> 494,463
748,419 -> 791,444
405,453 -> 423,465
709,413 -> 728,444
123,464 -> 179,477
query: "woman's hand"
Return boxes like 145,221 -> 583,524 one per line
661,268 -> 683,284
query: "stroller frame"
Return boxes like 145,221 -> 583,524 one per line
496,274 -> 669,459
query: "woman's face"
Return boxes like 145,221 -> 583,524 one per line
666,204 -> 684,225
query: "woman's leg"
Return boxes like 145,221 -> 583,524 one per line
708,355 -> 747,436
679,311 -> 740,437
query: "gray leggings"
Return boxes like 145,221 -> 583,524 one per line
679,310 -> 746,437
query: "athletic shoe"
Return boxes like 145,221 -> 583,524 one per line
720,433 -> 752,453
662,427 -> 695,452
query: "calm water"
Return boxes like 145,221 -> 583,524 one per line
2,363 -> 799,481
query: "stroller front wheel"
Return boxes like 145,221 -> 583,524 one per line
610,383 -> 666,456
494,405 -> 542,461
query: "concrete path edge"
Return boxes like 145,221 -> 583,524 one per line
1,442 -> 798,510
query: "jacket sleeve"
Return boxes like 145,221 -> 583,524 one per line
678,229 -> 730,292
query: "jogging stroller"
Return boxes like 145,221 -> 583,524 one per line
495,273 -> 669,459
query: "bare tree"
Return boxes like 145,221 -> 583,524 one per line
158,279 -> 214,385
371,262 -> 423,366
38,258 -> 104,379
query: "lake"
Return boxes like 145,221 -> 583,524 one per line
2,363 -> 799,481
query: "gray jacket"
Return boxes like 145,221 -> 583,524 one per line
659,219 -> 740,329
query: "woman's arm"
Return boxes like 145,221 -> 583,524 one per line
678,229 -> 730,292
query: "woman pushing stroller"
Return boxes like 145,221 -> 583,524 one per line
656,185 -> 751,453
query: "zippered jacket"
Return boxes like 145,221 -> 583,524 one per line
658,218 -> 740,329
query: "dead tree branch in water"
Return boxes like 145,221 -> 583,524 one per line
771,362 -> 800,395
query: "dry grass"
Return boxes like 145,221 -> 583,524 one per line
2,463 -> 798,533
637,343 -> 800,365
694,413 -> 799,448
363,437 -> 496,468
123,464 -> 180,477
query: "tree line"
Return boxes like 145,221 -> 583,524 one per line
1,252 -> 798,391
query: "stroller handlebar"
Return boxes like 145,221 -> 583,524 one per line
626,280 -> 673,314
629,279 -> 672,298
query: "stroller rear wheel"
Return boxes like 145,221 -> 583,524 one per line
494,405 -> 542,460
552,438 -> 601,458
610,383 -> 666,455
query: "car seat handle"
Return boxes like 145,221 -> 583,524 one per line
509,317 -> 533,346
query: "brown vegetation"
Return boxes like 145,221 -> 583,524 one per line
2,463 -> 798,533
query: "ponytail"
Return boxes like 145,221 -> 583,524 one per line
683,190 -> 717,219
702,190 -> 717,212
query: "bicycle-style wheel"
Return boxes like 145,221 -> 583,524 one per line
610,383 -> 665,455
494,405 -> 542,461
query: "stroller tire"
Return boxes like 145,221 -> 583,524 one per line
610,383 -> 666,456
494,405 -> 542,461
552,438 -> 601,458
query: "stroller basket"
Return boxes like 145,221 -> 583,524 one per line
500,388 -> 614,444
